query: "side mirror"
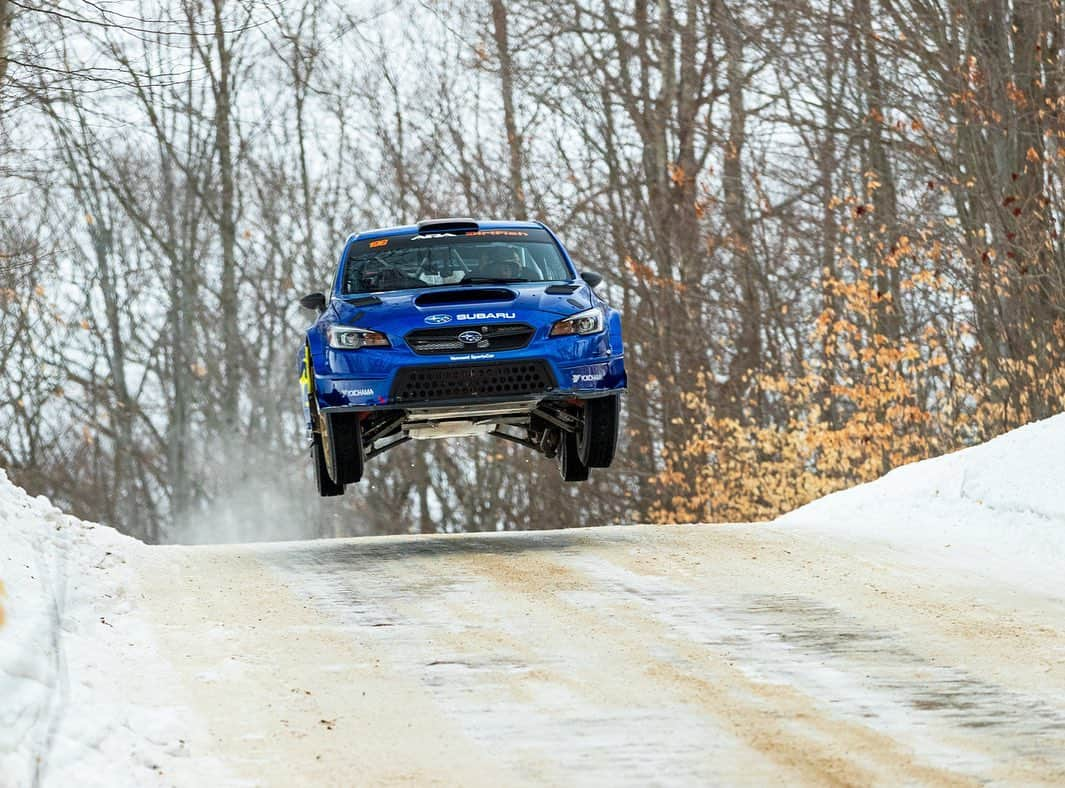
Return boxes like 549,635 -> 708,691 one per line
300,292 -> 326,312
580,271 -> 603,289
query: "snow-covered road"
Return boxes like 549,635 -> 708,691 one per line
5,416 -> 1065,786
137,522 -> 1065,786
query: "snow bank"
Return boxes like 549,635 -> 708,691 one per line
778,413 -> 1065,597
0,470 -> 226,787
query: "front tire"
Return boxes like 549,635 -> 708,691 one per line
325,412 -> 364,485
577,395 -> 619,468
312,435 -> 345,497
558,428 -> 590,482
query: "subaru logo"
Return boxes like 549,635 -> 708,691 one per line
458,330 -> 484,344
425,314 -> 452,324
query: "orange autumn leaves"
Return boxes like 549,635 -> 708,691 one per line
651,226 -> 1065,524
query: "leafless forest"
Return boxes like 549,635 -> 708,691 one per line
1,0 -> 1063,542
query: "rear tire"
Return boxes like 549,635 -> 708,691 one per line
312,435 -> 345,497
558,428 -> 590,482
577,395 -> 619,468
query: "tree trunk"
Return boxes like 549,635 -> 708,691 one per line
212,0 -> 240,430
490,0 -> 527,219
856,0 -> 901,343
0,0 -> 10,102
721,11 -> 762,416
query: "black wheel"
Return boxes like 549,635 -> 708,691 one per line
312,434 -> 345,497
325,412 -> 364,485
558,428 -> 590,482
577,395 -> 619,468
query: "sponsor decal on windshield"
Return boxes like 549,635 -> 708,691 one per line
464,231 -> 529,237
369,239 -> 388,248
410,231 -> 527,240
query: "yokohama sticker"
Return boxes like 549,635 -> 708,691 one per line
572,371 -> 606,384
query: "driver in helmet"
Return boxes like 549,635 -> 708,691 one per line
482,246 -> 524,280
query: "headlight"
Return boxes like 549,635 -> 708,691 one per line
550,307 -> 604,337
326,325 -> 390,350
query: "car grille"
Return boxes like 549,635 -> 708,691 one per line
391,361 -> 556,403
405,324 -> 535,355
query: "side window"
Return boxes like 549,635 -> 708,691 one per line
343,257 -> 360,292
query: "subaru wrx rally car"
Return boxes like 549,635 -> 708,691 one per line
298,218 -> 626,496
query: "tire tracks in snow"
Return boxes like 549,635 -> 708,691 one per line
138,524 -> 1065,786
438,542 -> 975,786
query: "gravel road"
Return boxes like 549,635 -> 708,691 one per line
137,524 -> 1065,786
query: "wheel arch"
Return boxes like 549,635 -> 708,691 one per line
305,326 -> 330,376
606,307 -> 625,357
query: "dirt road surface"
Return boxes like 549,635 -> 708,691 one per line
137,524 -> 1065,786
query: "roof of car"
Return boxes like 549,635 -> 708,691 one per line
347,219 -> 546,244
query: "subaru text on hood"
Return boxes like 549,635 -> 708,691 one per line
297,218 -> 627,496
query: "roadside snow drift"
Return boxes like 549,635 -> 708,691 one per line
779,412 -> 1065,597
0,470 -> 224,787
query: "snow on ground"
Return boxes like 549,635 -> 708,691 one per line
0,470 -> 227,788
778,412 -> 1065,598
1,414 -> 1062,784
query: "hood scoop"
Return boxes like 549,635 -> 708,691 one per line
345,295 -> 383,307
414,288 -> 516,306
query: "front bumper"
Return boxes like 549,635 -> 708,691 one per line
314,353 -> 626,413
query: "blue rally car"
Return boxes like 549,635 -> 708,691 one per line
298,218 -> 626,496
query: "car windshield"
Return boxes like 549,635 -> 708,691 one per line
340,228 -> 572,294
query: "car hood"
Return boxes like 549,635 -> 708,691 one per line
328,283 -> 593,333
